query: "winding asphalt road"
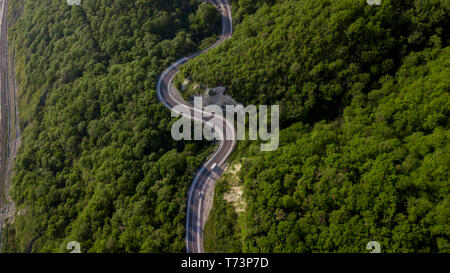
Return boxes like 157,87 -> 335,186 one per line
156,0 -> 235,253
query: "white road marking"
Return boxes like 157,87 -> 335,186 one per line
156,0 -> 234,253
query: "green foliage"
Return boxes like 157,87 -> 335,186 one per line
189,2 -> 222,42
199,0 -> 449,252
203,177 -> 242,253
181,0 -> 449,124
229,47 -> 449,253
2,0 -> 220,252
2,0 -> 448,253
231,0 -> 278,23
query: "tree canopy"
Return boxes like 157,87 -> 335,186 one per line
199,0 -> 449,253
2,0 -> 220,252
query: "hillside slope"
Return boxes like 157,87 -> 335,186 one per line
190,0 -> 450,252
2,0 -> 220,253
181,0 -> 449,124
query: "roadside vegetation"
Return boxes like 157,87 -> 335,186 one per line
204,165 -> 243,253
2,0 -> 220,252
194,0 -> 450,252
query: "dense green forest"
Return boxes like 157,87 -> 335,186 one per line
2,0 -> 449,253
181,0 -> 449,124
1,0 -> 220,252
193,0 -> 450,252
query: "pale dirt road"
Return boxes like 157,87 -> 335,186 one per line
0,0 -> 19,250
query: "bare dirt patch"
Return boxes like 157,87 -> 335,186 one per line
222,163 -> 246,214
